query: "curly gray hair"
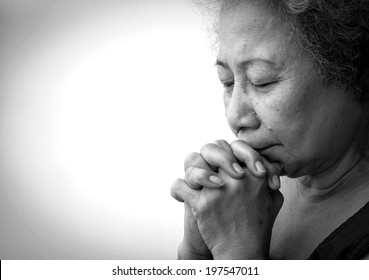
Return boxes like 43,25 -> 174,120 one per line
191,0 -> 369,99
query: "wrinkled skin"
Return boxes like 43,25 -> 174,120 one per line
171,1 -> 366,259
172,140 -> 283,259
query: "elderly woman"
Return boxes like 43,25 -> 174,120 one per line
171,0 -> 369,259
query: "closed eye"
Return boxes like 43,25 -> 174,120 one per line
252,81 -> 276,89
222,81 -> 234,88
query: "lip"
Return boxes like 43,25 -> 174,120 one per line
255,145 -> 276,153
237,135 -> 276,150
241,141 -> 277,151
255,145 -> 281,166
237,133 -> 280,153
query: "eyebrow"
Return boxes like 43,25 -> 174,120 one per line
214,58 -> 276,69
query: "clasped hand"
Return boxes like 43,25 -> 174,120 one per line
170,140 -> 284,260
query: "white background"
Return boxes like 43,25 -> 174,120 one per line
0,0 -> 235,259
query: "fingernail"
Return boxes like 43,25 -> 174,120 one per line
232,162 -> 245,174
255,161 -> 266,173
272,175 -> 280,188
209,175 -> 224,186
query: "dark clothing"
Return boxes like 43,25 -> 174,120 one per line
309,201 -> 369,259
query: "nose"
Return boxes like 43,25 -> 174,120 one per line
224,83 -> 261,135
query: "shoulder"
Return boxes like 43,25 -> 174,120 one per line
361,252 -> 369,260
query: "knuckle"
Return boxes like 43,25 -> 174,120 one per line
262,158 -> 280,175
232,140 -> 260,162
217,157 -> 228,167
170,187 -> 177,199
184,152 -> 201,171
228,177 -> 246,192
196,198 -> 209,214
251,151 -> 262,162
230,139 -> 243,148
214,139 -> 229,146
184,167 -> 194,182
194,168 -> 207,181
170,178 -> 183,198
214,139 -> 231,152
200,143 -> 216,155
170,178 -> 182,191
186,166 -> 202,182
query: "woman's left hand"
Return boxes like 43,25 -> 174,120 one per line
171,140 -> 284,259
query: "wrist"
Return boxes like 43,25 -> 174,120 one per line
211,241 -> 270,260
213,251 -> 269,260
178,242 -> 213,260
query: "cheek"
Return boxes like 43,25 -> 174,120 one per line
223,93 -> 229,110
252,94 -> 290,131
252,87 -> 313,143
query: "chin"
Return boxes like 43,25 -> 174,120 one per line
259,146 -> 283,165
264,149 -> 303,178
280,160 -> 310,179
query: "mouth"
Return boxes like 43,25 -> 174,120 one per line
237,135 -> 276,150
247,143 -> 276,152
255,145 -> 275,152
254,145 -> 276,155
236,135 -> 280,155
253,145 -> 280,158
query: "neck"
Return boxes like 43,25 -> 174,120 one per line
296,150 -> 369,203
296,105 -> 369,203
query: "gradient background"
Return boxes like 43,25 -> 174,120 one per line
0,0 -> 234,259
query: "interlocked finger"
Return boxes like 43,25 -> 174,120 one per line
185,166 -> 225,189
200,143 -> 245,179
170,178 -> 199,208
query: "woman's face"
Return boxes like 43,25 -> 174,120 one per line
217,2 -> 361,177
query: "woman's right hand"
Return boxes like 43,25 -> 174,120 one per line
171,139 -> 282,259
